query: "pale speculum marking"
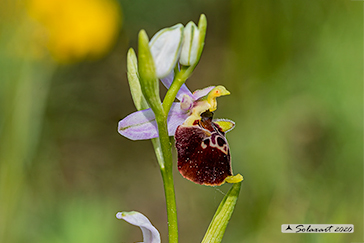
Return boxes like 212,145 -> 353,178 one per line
200,131 -> 229,154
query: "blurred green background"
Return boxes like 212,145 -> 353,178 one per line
0,0 -> 362,242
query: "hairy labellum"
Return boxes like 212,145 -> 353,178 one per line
175,111 -> 232,186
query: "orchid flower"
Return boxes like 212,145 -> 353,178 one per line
117,14 -> 242,185
118,79 -> 232,140
116,14 -> 243,243
118,16 -> 211,140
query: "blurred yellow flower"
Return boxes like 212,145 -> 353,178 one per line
27,0 -> 122,63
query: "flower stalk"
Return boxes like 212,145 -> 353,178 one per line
162,66 -> 190,113
137,29 -> 179,242
155,114 -> 179,243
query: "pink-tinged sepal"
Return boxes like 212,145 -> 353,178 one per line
118,103 -> 188,140
175,112 -> 233,186
192,86 -> 215,100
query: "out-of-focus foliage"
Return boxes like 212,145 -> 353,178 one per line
0,0 -> 362,242
0,0 -> 122,242
224,1 -> 362,243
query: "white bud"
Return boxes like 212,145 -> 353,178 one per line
149,24 -> 184,79
180,21 -> 200,66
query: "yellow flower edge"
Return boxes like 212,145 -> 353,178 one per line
225,174 -> 243,184
214,119 -> 235,133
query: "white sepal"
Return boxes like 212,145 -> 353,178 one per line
116,211 -> 161,243
149,24 -> 184,78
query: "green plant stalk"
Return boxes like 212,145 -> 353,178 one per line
157,68 -> 196,243
155,113 -> 178,243
150,138 -> 164,167
162,67 -> 191,112
137,29 -> 179,242
137,16 -> 208,241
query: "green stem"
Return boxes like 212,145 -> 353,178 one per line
151,138 -> 164,168
157,67 -> 196,242
162,67 -> 192,112
155,114 -> 178,243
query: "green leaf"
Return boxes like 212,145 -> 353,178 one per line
201,182 -> 242,243
126,48 -> 149,111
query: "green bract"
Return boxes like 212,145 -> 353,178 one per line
126,48 -> 149,111
138,30 -> 164,117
